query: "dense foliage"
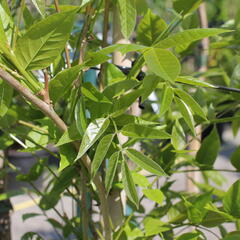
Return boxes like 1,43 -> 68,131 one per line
1,0 -> 240,239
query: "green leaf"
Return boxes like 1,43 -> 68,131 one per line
143,217 -> 169,236
222,232 -> 240,240
82,82 -> 111,103
117,0 -> 136,39
144,48 -> 181,82
175,97 -> 195,135
17,159 -> 46,182
74,97 -> 88,136
0,78 -> 13,117
125,149 -> 167,176
141,75 -> 161,101
105,151 -> 120,195
155,28 -> 231,49
0,0 -> 14,44
15,10 -> 77,70
171,120 -> 186,150
176,232 -> 200,240
137,9 -> 167,46
196,127 -> 220,167
112,89 -> 144,116
22,213 -> 40,222
49,64 -> 85,103
75,118 -> 110,161
0,14 -> 8,48
174,88 -> 207,120
132,172 -> 150,187
23,6 -> 35,29
0,189 -> 24,201
223,180 -> 240,218
58,144 -> 77,171
176,76 -> 215,88
31,0 -> 45,17
21,232 -> 44,240
142,189 -> 164,205
122,159 -> 138,207
230,147 -> 240,171
103,79 -> 140,99
56,122 -> 81,146
91,134 -> 114,178
159,85 -> 174,116
121,124 -> 170,139
173,0 -> 202,16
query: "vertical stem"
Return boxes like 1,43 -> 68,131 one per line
187,2 -> 209,193
99,0 -> 110,91
54,0 -> 71,68
81,170 -> 89,240
42,69 -> 51,105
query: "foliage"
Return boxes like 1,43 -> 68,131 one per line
0,0 -> 240,239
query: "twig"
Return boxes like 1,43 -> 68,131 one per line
42,69 -> 51,105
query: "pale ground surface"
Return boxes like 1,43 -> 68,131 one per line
8,125 -> 240,239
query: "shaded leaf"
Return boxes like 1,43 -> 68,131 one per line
0,78 -> 13,117
105,151 -> 120,195
22,213 -> 40,222
122,159 -> 138,207
196,127 -> 220,167
31,0 -> 45,17
230,147 -> 240,171
171,120 -> 186,150
91,134 -> 114,178
173,0 -> 202,16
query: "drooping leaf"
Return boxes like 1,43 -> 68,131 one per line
175,97 -> 195,135
230,147 -> 240,171
22,213 -> 41,222
173,0 -> 202,16
117,0 -> 136,39
126,149 -> 167,176
174,88 -> 207,120
144,48 -> 181,82
171,120 -> 186,150
49,64 -> 85,103
75,118 -> 110,160
0,78 -> 13,117
142,189 -> 164,205
196,127 -> 220,167
137,9 -> 167,46
159,85 -> 174,116
15,10 -> 77,70
223,180 -> 240,218
121,159 -> 138,207
176,76 -> 216,88
121,124 -> 170,139
91,134 -> 115,178
155,28 -> 231,49
105,151 -> 120,195
74,96 -> 88,136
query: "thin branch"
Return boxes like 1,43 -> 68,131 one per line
0,67 -> 112,239
43,69 -> 51,105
